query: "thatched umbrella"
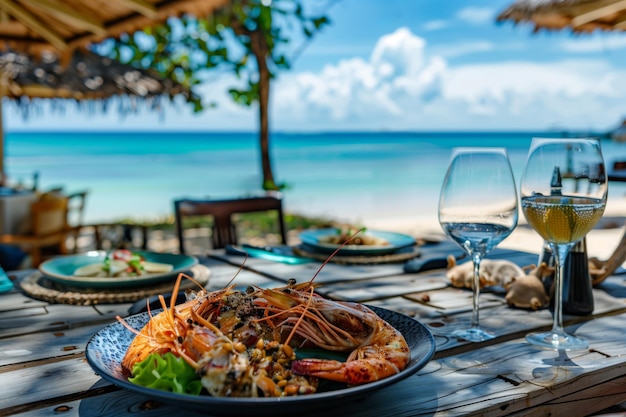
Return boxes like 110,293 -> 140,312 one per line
0,0 -> 230,56
0,49 -> 192,101
497,0 -> 626,33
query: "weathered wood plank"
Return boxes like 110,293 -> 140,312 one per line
0,357 -> 102,411
0,304 -> 127,339
211,250 -> 411,284
210,243 -> 537,286
3,314 -> 626,416
506,374 -> 626,416
0,322 -> 119,368
364,283 -> 626,354
199,258 -> 285,290
1,251 -> 625,417
315,272 -> 449,301
0,290 -> 48,314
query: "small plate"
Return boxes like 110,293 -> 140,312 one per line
299,228 -> 416,255
85,306 -> 435,416
39,251 -> 198,289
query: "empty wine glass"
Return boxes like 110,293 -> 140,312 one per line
438,148 -> 519,342
521,138 -> 607,350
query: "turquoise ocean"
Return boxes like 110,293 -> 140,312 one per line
6,131 -> 626,225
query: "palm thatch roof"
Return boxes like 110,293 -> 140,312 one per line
0,50 -> 192,105
497,0 -> 626,33
0,48 -> 193,102
0,0 -> 230,55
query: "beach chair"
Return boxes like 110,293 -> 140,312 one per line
174,193 -> 287,254
0,191 -> 70,266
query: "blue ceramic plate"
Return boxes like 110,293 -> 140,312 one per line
299,228 -> 416,255
85,306 -> 435,417
39,251 -> 198,289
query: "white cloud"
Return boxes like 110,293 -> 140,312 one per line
422,20 -> 449,31
432,41 -> 495,59
273,28 -> 447,127
560,34 -> 626,53
422,7 -> 495,33
270,28 -> 626,131
456,7 -> 495,25
370,28 -> 427,79
443,60 -> 624,122
7,27 -> 626,133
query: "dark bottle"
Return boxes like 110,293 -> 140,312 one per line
537,166 -> 594,316
539,237 -> 594,316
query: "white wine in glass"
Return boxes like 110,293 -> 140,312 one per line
521,138 -> 607,350
438,148 -> 518,342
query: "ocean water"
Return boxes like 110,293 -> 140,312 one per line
6,131 -> 626,224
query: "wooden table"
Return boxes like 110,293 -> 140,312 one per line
2,241 -> 626,416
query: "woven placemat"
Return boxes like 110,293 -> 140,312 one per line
18,264 -> 211,305
292,245 -> 420,265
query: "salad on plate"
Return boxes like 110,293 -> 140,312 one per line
73,249 -> 173,278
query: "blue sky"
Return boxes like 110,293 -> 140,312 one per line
7,0 -> 626,132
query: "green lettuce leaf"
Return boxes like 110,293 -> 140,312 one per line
129,352 -> 202,395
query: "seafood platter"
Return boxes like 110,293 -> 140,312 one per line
86,272 -> 436,415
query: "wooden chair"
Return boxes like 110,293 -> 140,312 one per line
0,192 -> 70,266
90,223 -> 149,251
66,191 -> 87,227
65,190 -> 88,252
174,194 -> 287,254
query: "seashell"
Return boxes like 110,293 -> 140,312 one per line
446,256 -> 524,289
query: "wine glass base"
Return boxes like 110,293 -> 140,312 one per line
525,331 -> 588,351
452,328 -> 495,343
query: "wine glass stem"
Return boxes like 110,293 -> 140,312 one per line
550,242 -> 574,335
471,253 -> 482,330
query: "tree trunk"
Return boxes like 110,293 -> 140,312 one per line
250,30 -> 278,191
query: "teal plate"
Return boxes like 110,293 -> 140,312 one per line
39,251 -> 198,289
299,228 -> 416,255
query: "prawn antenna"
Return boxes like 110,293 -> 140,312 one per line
310,227 -> 366,283
225,253 -> 249,288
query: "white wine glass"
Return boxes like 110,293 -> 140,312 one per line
438,148 -> 519,342
521,138 -> 607,350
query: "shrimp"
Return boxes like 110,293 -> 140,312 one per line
119,229 -> 411,395
250,280 -> 410,386
290,311 -> 410,385
119,272 -> 234,373
119,273 -> 318,397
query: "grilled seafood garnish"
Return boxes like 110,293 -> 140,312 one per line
252,281 -> 410,385
120,279 -> 318,397
119,230 -> 410,397
120,275 -> 231,372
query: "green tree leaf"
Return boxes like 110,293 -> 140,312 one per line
105,0 -> 333,191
